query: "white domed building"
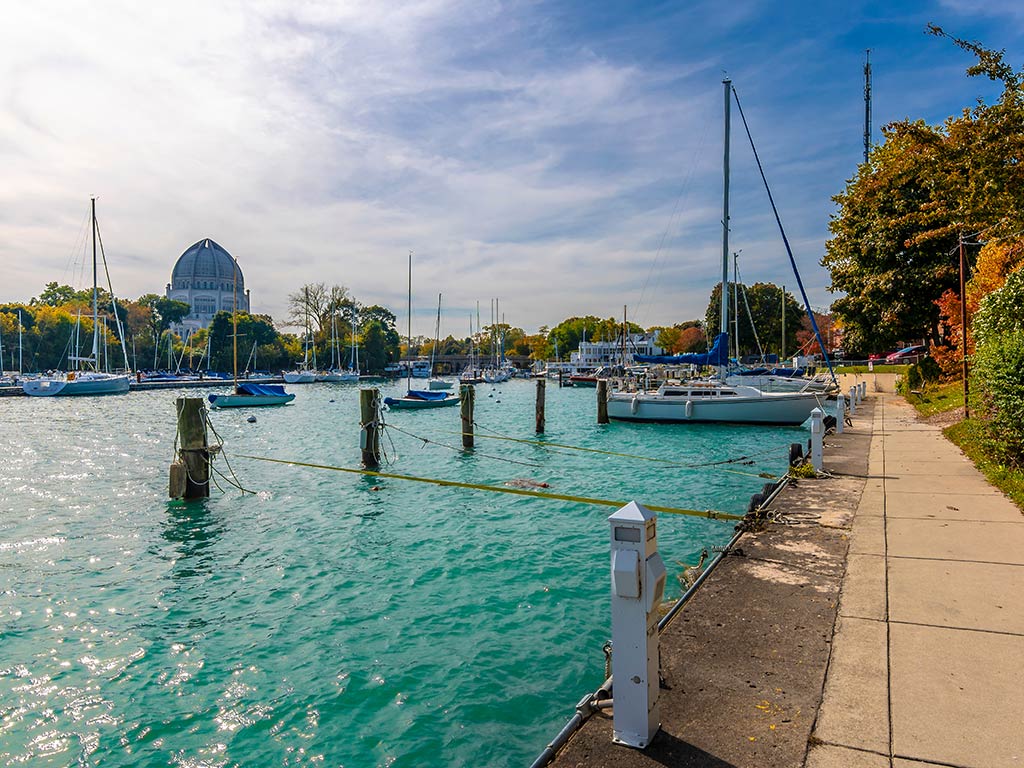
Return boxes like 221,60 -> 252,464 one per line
165,239 -> 250,333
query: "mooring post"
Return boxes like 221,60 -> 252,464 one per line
859,381 -> 867,400
171,397 -> 209,499
460,384 -> 475,448
809,407 -> 824,473
835,391 -> 845,434
558,369 -> 564,388
597,379 -> 609,424
359,388 -> 381,468
535,378 -> 546,434
848,386 -> 857,415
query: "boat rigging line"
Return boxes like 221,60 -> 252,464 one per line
730,85 -> 838,388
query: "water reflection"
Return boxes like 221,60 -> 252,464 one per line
161,500 -> 225,581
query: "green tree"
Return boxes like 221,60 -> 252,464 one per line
137,294 -> 190,367
823,31 -> 1023,357
704,283 -> 805,359
360,320 -> 397,373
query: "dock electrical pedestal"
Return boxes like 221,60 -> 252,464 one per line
609,501 -> 668,749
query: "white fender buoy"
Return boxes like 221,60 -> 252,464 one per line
630,395 -> 640,415
685,400 -> 693,418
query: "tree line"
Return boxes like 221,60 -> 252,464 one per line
2,276 -> 833,374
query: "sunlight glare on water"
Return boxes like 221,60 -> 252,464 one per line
0,380 -> 809,766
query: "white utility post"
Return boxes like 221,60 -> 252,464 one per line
608,501 -> 667,749
848,387 -> 857,415
835,392 -> 845,434
809,407 -> 824,472
860,381 -> 867,400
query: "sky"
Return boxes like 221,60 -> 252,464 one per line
0,0 -> 1021,337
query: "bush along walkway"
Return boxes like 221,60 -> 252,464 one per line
807,392 -> 1024,768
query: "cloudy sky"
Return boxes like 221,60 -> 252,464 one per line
0,0 -> 1019,336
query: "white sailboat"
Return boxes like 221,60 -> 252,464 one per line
316,311 -> 359,382
427,293 -> 453,390
284,288 -> 317,383
607,80 -> 822,426
385,253 -> 460,409
23,199 -> 131,397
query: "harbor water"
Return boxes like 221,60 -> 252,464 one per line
0,380 -> 811,767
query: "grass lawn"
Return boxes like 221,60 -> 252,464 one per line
945,419 -> 1024,510
906,378 -> 1024,511
905,379 -> 977,418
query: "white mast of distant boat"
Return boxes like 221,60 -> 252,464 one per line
406,251 -> 413,393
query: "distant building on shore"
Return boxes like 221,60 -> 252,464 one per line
570,333 -> 663,368
165,239 -> 249,333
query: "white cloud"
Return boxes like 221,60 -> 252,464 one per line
1,0 -> 1017,337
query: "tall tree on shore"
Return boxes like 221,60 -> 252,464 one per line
823,29 -> 1023,357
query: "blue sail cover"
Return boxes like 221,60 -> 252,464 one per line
238,383 -> 289,396
634,332 -> 730,367
406,389 -> 450,401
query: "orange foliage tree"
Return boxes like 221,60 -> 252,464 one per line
932,239 -> 1024,378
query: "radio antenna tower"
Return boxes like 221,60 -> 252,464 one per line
863,49 -> 872,164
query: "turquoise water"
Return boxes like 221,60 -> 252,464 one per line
0,380 -> 808,767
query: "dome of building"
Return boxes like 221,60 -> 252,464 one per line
169,238 -> 243,292
165,238 -> 251,333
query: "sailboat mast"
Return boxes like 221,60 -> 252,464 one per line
720,79 -> 731,340
407,251 -> 412,389
733,252 -> 740,359
232,254 -> 238,386
91,197 -> 99,372
781,284 -> 786,363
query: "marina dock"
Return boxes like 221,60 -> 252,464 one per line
545,391 -> 1024,768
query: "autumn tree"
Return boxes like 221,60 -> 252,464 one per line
823,29 -> 1023,357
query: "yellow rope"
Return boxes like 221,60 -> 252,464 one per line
450,429 -> 779,480
233,453 -> 744,521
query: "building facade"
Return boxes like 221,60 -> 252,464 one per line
570,333 -> 663,368
166,239 -> 249,333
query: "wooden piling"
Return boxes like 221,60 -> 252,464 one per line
460,384 -> 475,449
535,378 -> 546,434
597,379 -> 609,424
172,397 -> 209,499
360,388 -> 381,468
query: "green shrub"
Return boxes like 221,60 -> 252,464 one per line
971,328 -> 1024,468
916,355 -> 942,383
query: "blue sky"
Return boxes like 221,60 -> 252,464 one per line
0,0 -> 1020,336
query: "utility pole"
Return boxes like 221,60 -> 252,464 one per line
960,233 -> 969,419
864,50 -> 872,164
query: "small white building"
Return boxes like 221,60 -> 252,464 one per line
570,333 -> 663,368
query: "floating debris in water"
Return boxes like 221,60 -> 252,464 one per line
247,416 -> 257,423
503,478 -> 550,489
371,486 -> 382,491
329,399 -> 335,403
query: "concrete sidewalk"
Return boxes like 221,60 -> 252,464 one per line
808,393 -> 1024,768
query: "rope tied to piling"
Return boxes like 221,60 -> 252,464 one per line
231,452 -> 745,521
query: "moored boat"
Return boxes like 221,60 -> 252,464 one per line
209,382 -> 295,408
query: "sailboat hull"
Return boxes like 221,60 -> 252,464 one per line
22,373 -> 130,397
208,393 -> 295,408
607,388 -> 821,425
384,393 -> 461,409
283,371 -> 316,383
